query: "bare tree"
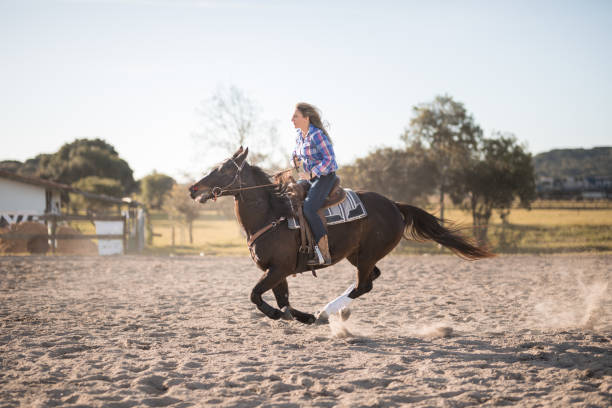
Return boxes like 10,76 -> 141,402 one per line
196,85 -> 282,169
164,184 -> 200,244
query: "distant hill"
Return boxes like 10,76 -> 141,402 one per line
533,147 -> 612,178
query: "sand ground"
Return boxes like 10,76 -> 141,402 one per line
0,254 -> 610,407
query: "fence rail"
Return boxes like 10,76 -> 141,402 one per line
0,233 -> 124,240
0,213 -> 127,254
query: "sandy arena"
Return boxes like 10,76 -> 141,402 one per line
1,254 -> 611,407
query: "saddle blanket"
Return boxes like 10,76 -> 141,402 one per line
288,189 -> 368,230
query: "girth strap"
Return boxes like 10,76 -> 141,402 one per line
247,217 -> 286,248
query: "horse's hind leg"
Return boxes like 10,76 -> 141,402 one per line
346,254 -> 378,300
315,259 -> 381,323
314,259 -> 378,323
371,266 -> 381,281
272,279 -> 316,325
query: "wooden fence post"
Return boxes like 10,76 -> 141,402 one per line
50,215 -> 57,254
122,215 -> 127,255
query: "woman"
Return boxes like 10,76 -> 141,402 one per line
291,102 -> 338,266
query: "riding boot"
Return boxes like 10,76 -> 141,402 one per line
306,235 -> 332,266
316,235 -> 332,265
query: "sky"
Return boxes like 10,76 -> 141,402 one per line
1,0 -> 611,181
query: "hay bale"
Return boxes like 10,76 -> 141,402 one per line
0,222 -> 48,254
0,226 -> 9,253
56,226 -> 98,255
27,233 -> 50,254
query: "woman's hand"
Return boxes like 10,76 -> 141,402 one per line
292,155 -> 302,169
298,172 -> 311,180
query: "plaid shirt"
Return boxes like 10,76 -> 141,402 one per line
292,124 -> 338,177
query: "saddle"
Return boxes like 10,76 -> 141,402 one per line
282,175 -> 346,273
290,176 -> 346,209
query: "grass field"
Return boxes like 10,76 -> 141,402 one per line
402,207 -> 612,254
148,216 -> 247,256
144,203 -> 612,256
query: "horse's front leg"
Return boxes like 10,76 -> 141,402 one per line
273,279 -> 316,325
250,268 -> 286,320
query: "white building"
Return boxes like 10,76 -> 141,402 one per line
1,170 -> 147,253
0,170 -> 65,226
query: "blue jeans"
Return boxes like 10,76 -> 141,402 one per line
299,172 -> 337,242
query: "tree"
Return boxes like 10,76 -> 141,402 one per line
164,184 -> 200,244
0,160 -> 23,173
196,85 -> 282,168
402,95 -> 482,223
70,176 -> 124,213
5,154 -> 53,177
338,146 -> 438,205
450,132 -> 536,244
139,171 -> 176,210
35,139 -> 136,193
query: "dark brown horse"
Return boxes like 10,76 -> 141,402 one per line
189,147 -> 492,324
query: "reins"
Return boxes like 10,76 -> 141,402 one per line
212,182 -> 279,199
210,164 -> 293,201
211,163 -> 295,248
210,163 -> 294,248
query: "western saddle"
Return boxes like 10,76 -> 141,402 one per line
282,175 -> 346,272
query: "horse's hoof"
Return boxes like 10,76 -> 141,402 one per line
314,310 -> 329,325
269,309 -> 282,320
292,312 -> 316,325
280,306 -> 293,321
340,307 -> 351,321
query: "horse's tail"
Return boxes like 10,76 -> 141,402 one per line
394,202 -> 494,260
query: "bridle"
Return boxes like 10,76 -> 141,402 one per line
193,158 -> 296,250
209,157 -> 248,201
197,158 -> 289,202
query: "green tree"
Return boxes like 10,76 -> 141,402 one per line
8,154 -> 53,177
71,176 -> 124,213
450,132 -> 536,245
36,139 -> 136,193
338,146 -> 438,205
164,184 -> 200,244
0,160 -> 23,173
402,95 -> 482,223
139,171 -> 176,209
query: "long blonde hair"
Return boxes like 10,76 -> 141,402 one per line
296,102 -> 331,142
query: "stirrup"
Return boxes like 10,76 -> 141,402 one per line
306,246 -> 325,266
306,245 -> 330,266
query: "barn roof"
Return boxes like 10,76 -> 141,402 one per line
0,169 -> 72,191
0,170 -> 142,207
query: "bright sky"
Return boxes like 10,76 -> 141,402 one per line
1,0 -> 611,181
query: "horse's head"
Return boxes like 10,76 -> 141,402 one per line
189,146 -> 249,203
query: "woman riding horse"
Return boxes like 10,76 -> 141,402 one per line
291,102 -> 337,266
188,146 -> 493,324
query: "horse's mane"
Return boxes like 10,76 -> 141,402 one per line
248,164 -> 293,217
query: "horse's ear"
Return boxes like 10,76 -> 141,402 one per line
232,146 -> 244,159
236,147 -> 249,164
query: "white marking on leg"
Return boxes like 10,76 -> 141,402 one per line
323,283 -> 356,316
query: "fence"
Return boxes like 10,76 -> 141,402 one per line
0,214 -> 129,255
